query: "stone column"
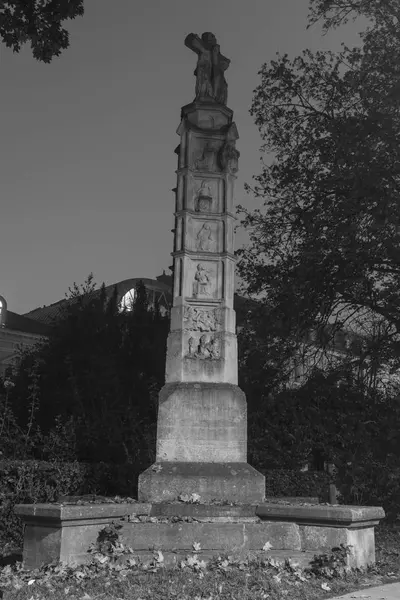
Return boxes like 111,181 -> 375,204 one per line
138,35 -> 265,504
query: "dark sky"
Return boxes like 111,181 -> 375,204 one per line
0,0 -> 364,314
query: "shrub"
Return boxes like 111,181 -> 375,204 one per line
0,459 -> 140,551
260,468 -> 331,501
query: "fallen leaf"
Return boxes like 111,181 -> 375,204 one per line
263,541 -> 273,551
321,582 -> 331,591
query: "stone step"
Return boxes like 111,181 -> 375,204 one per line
118,549 -> 315,569
118,520 -> 301,554
150,502 -> 258,519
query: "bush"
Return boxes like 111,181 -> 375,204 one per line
337,457 -> 400,520
0,459 -> 141,551
260,468 -> 331,500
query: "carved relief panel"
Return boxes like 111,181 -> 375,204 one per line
191,137 -> 224,173
185,218 -> 222,253
183,306 -> 221,332
186,332 -> 222,360
189,177 -> 224,213
190,260 -> 220,299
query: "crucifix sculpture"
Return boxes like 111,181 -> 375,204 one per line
184,32 -> 230,105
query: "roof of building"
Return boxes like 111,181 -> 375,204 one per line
23,277 -> 173,326
5,311 -> 53,336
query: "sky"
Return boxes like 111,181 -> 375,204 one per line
0,0 -> 365,314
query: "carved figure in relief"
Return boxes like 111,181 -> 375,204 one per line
184,32 -> 230,105
188,336 -> 196,356
194,144 -> 218,172
193,264 -> 211,296
184,306 -> 218,332
195,181 -> 213,212
219,140 -> 240,174
196,223 -> 215,252
186,334 -> 221,360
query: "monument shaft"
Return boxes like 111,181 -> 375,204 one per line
138,33 -> 265,503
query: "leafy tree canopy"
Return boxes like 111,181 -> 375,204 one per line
238,0 -> 400,388
238,0 -> 400,482
0,0 -> 84,62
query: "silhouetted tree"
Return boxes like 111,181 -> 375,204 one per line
238,0 -> 400,491
6,277 -> 169,465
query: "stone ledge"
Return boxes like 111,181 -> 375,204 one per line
14,502 -> 151,523
256,504 -> 385,528
15,500 -> 385,571
150,502 -> 258,518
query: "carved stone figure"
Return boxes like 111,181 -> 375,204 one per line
186,334 -> 221,360
194,144 -> 218,172
188,336 -> 196,356
193,264 -> 211,297
196,223 -> 215,252
184,306 -> 219,332
219,140 -> 240,174
195,181 -> 213,212
184,32 -> 230,105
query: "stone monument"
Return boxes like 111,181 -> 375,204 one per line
138,31 -> 265,504
15,33 -> 385,571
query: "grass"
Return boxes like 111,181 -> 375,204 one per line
0,523 -> 399,600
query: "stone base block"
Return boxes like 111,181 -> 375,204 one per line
256,503 -> 386,568
14,500 -> 385,571
138,462 -> 265,503
156,383 -> 247,462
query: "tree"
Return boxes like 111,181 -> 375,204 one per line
5,277 -> 169,465
237,1 -> 400,498
238,0 -> 400,390
0,0 -> 84,63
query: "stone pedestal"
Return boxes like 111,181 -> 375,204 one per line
157,383 -> 247,462
138,462 -> 265,504
138,382 -> 265,503
137,68 -> 264,504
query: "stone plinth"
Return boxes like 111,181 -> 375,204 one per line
138,462 -> 265,504
15,501 -> 385,571
156,382 -> 247,462
256,503 -> 386,568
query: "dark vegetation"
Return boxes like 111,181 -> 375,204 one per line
0,0 -> 84,63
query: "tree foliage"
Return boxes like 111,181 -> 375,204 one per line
1,276 -> 169,465
238,0 -> 400,484
238,0 -> 400,383
0,0 -> 84,62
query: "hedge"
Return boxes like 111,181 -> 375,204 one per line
0,459 -> 141,551
261,469 -> 331,500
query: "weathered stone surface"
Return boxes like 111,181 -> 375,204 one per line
256,503 -> 384,569
15,502 -> 152,522
114,549 -> 316,569
118,521 -> 301,553
149,503 -> 257,518
256,504 -> 385,526
15,500 -> 385,571
138,462 -> 265,504
299,525 -> 376,568
264,497 -> 320,504
155,382 -> 246,462
22,524 -> 61,570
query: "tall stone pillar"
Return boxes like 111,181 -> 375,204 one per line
139,32 -> 265,504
